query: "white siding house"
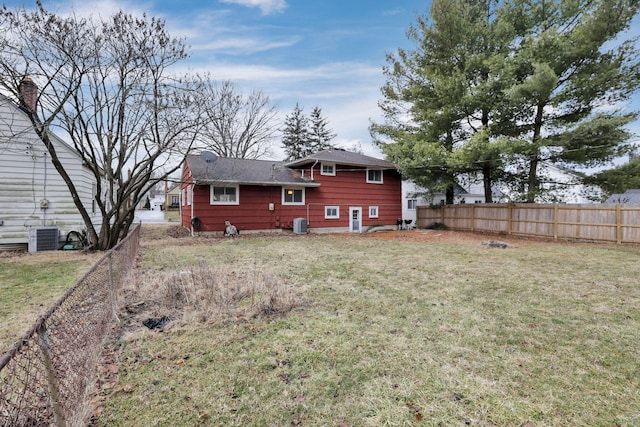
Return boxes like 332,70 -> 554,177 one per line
402,178 -> 501,227
0,93 -> 102,251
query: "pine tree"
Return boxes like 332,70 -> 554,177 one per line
308,106 -> 336,152
372,0 -> 640,203
281,103 -> 310,161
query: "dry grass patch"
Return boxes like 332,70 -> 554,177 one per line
125,263 -> 300,326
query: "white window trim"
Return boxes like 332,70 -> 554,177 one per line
320,162 -> 336,176
325,206 -> 340,219
282,187 -> 305,205
369,206 -> 379,218
187,186 -> 192,206
408,199 -> 417,210
210,184 -> 239,205
366,169 -> 383,184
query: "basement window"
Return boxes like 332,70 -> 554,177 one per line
325,206 -> 339,219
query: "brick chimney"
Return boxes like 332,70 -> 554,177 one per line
19,77 -> 38,112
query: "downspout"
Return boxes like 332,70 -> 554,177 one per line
307,160 -> 319,225
42,152 -> 47,226
190,183 -> 195,237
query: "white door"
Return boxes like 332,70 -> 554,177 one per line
349,207 -> 362,232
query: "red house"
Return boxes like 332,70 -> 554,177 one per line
180,149 -> 402,234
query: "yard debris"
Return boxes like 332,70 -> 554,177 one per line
481,240 -> 508,249
142,316 -> 174,329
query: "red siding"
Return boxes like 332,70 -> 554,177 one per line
303,165 -> 402,229
183,161 -> 402,232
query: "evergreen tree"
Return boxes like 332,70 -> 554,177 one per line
372,0 -> 511,204
584,158 -> 640,199
497,0 -> 639,201
282,103 -> 310,161
308,106 -> 336,152
371,0 -> 640,204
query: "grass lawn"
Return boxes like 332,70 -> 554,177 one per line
0,250 -> 102,351
96,228 -> 640,426
164,209 -> 180,222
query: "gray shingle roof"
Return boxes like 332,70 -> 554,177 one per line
285,149 -> 396,169
605,189 -> 640,204
186,152 -> 320,186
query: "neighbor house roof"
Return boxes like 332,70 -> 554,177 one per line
286,148 -> 396,169
605,189 -> 640,204
186,151 -> 320,187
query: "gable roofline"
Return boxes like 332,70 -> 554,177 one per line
185,151 -> 320,187
0,93 -> 85,163
285,148 -> 397,169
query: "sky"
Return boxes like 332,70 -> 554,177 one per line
4,0 -> 640,165
4,0 -> 430,160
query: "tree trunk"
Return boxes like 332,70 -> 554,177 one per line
483,164 -> 493,203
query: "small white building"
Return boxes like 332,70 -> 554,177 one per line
0,92 -> 102,251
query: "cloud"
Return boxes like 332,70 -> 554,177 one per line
219,0 -> 287,15
193,36 -> 300,55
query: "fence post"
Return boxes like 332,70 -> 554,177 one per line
507,203 -> 513,235
471,204 -> 475,232
37,323 -> 66,427
108,252 -> 120,323
553,204 -> 558,240
616,204 -> 622,244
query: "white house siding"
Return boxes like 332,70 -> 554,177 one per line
0,95 -> 102,250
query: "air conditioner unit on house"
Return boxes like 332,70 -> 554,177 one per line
28,227 -> 59,252
293,218 -> 307,234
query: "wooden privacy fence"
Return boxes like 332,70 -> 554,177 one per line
416,203 -> 640,244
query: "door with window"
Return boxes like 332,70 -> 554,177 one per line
349,207 -> 362,232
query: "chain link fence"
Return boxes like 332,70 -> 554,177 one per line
0,225 -> 141,427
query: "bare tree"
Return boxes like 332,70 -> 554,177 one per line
0,3 -> 202,249
198,80 -> 278,159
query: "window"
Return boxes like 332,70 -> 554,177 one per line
171,195 -> 180,206
366,169 -> 383,183
210,185 -> 238,205
325,206 -> 339,219
321,163 -> 335,176
187,186 -> 192,206
369,206 -> 379,218
407,199 -> 417,210
282,187 -> 304,205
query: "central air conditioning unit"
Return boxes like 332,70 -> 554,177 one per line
293,218 -> 307,234
28,227 -> 59,253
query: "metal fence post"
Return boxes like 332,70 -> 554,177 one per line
37,323 -> 66,427
108,252 -> 120,323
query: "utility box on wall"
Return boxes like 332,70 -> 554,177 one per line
293,218 -> 307,234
